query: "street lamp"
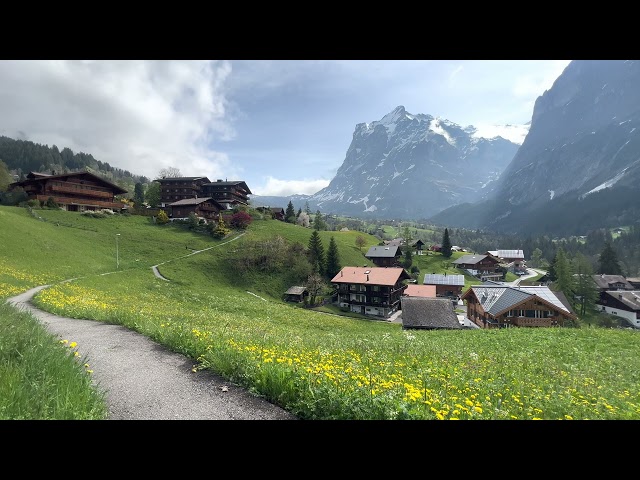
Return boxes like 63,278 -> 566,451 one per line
116,234 -> 121,270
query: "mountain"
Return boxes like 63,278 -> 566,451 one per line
430,60 -> 640,236
270,106 -> 520,220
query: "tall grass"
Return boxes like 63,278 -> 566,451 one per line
2,205 -> 640,420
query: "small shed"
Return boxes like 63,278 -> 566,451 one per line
284,286 -> 309,303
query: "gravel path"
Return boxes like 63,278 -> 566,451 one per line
7,286 -> 297,420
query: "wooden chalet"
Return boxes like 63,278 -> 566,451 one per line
168,197 -> 223,221
157,176 -> 211,208
256,206 -> 285,221
453,254 -> 502,281
462,284 -> 578,328
365,245 -> 402,267
400,297 -> 461,330
597,290 -> 640,329
487,249 -> 526,273
423,273 -> 465,297
331,266 -> 411,318
283,286 -> 309,303
201,180 -> 252,209
8,170 -> 127,211
592,274 -> 634,292
412,239 -> 425,253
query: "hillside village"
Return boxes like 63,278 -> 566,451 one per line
6,169 -> 639,331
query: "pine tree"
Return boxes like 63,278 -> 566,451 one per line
325,236 -> 341,279
133,182 -> 145,207
573,252 -> 599,316
314,210 -> 326,231
308,230 -> 325,275
551,247 -> 575,300
598,241 -> 623,275
441,228 -> 452,258
285,200 -> 296,223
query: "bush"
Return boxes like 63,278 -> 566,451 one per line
45,196 -> 58,209
230,211 -> 252,229
156,210 -> 170,224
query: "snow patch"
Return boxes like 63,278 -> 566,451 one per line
549,190 -> 555,200
429,118 -> 456,146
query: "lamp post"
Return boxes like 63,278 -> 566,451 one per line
116,233 -> 121,270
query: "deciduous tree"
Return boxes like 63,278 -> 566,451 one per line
158,167 -> 181,178
355,235 -> 366,253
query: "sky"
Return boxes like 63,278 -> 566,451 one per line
0,60 -> 572,197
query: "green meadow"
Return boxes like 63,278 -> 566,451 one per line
1,205 -> 639,420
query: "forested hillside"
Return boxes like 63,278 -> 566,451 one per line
0,135 -> 148,197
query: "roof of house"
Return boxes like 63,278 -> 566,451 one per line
156,176 -> 211,183
365,245 -> 401,258
487,249 -> 524,259
453,254 -> 493,265
592,274 -> 634,290
284,286 -> 308,295
603,290 -> 640,311
412,239 -> 425,246
331,267 -> 410,286
12,170 -> 128,194
168,197 -> 218,206
423,274 -> 465,286
384,238 -> 404,247
403,284 -> 437,297
203,180 -> 252,194
400,297 -> 461,330
463,284 -> 576,318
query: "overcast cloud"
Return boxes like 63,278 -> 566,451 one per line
0,60 -> 572,196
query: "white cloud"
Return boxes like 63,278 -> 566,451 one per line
254,176 -> 330,196
0,60 -> 237,181
512,60 -> 571,98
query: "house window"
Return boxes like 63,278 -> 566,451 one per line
372,285 -> 380,292
350,284 -> 356,291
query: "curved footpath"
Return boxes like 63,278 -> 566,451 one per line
7,286 -> 297,420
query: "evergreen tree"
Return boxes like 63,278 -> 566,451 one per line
598,241 -> 623,275
145,182 -> 161,207
441,228 -> 452,258
573,252 -> 599,316
133,182 -> 145,206
548,252 -> 558,281
314,210 -> 326,231
325,236 -> 341,279
296,208 -> 302,218
403,247 -> 413,269
308,230 -> 325,275
551,247 -> 576,301
530,248 -> 543,268
305,201 -> 311,214
285,200 -> 296,223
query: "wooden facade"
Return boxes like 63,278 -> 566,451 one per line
168,197 -> 222,221
453,254 -> 502,281
158,176 -> 211,207
365,245 -> 402,267
201,180 -> 252,207
9,170 -> 127,211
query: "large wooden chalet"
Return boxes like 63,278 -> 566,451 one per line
8,170 -> 127,211
453,254 -> 502,281
365,245 -> 402,267
158,176 -> 211,208
462,284 -> 577,328
331,266 -> 410,318
168,197 -> 223,221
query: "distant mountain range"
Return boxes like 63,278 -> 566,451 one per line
254,60 -> 640,237
251,107 -> 525,219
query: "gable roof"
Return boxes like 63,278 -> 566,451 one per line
423,274 -> 465,286
453,254 -> 493,265
365,245 -> 401,258
487,249 -> 525,259
331,267 -> 410,286
592,274 -> 633,290
403,284 -> 437,297
203,180 -> 253,194
168,197 -> 220,207
401,297 -> 461,330
603,290 -> 640,311
12,170 -> 128,194
284,286 -> 308,295
463,284 -> 576,318
156,176 -> 211,183
384,238 -> 404,247
412,239 -> 425,246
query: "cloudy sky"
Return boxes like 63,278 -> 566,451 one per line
0,60 -> 571,196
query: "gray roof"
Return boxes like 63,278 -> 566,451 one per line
365,245 -> 401,258
497,249 -> 524,259
168,197 -> 215,206
592,274 -> 634,290
401,297 -> 461,330
603,290 -> 640,311
453,254 -> 489,265
157,176 -> 210,182
284,286 -> 308,295
468,284 -> 573,316
423,274 -> 465,286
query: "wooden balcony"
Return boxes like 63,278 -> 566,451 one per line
35,194 -> 124,209
46,185 -> 114,199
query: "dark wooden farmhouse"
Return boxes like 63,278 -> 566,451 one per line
487,249 -> 526,273
453,254 -> 502,282
592,274 -> 634,292
8,170 -> 127,211
423,273 -> 465,297
158,176 -> 211,208
283,286 -> 309,303
400,297 -> 462,330
462,284 -> 578,328
201,180 -> 252,209
596,290 -> 640,329
168,197 -> 223,221
365,245 -> 402,267
331,266 -> 410,318
412,239 -> 425,252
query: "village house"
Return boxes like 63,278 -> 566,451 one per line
331,266 -> 411,318
423,273 -> 465,297
168,197 -> 223,221
8,170 -> 127,212
453,254 -> 503,282
486,249 -> 526,273
283,286 -> 309,303
462,284 -> 578,328
403,284 -> 436,298
365,245 -> 402,267
158,176 -> 211,208
596,290 -> 640,328
157,177 -> 252,211
592,274 -> 634,292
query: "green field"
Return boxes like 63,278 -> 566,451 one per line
2,205 -> 640,420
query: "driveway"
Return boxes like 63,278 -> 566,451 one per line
7,286 -> 297,420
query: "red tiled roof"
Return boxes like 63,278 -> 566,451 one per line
331,267 -> 410,286
403,284 -> 437,297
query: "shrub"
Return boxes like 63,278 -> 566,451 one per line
156,210 -> 170,224
230,211 -> 252,229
